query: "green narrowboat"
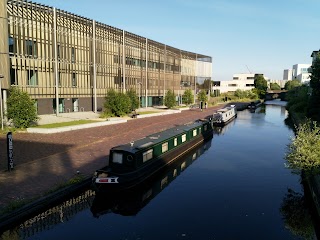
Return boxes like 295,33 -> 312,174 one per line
92,118 -> 213,191
91,138 -> 212,217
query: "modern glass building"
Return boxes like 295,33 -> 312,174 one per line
0,0 -> 212,115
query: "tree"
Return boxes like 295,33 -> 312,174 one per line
104,89 -> 131,117
307,54 -> 320,121
285,80 -> 301,91
126,88 -> 139,110
182,89 -> 194,105
285,121 -> 320,174
270,83 -> 281,90
164,90 -> 176,109
286,85 -> 309,115
254,75 -> 268,98
197,90 -> 208,103
6,87 -> 38,128
198,79 -> 212,90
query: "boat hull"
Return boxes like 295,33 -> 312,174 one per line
212,114 -> 237,126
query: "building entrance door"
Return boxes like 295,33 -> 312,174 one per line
72,98 -> 79,112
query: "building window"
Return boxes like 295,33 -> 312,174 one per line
57,44 -> 61,59
10,68 -> 17,85
174,138 -> 177,147
181,134 -> 186,143
204,125 -> 207,131
71,47 -> 75,62
228,84 -> 237,87
58,72 -> 61,86
162,142 -> 168,153
233,77 -> 239,80
27,70 -> 38,86
143,149 -> 153,163
26,40 -> 37,57
72,73 -> 77,87
9,37 -> 15,54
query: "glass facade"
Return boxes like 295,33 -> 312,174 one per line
5,0 -> 212,114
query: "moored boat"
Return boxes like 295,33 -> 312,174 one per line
91,139 -> 212,217
248,100 -> 262,109
92,118 -> 213,191
212,105 -> 237,126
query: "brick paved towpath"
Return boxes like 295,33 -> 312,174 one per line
0,105 -> 225,211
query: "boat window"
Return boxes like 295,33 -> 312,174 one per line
193,129 -> 197,137
113,152 -> 123,164
143,149 -> 153,162
182,134 -> 186,143
174,138 -> 177,146
162,142 -> 168,153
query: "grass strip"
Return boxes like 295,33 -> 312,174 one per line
34,120 -> 98,128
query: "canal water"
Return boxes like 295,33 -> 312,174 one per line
1,101 -> 317,240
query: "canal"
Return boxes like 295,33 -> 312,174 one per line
1,101 -> 318,240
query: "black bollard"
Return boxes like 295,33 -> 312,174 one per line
7,132 -> 14,171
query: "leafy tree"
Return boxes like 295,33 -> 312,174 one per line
126,88 -> 139,110
285,80 -> 301,91
234,89 -> 246,99
164,89 -> 176,109
104,89 -> 131,116
254,75 -> 268,98
286,85 -> 309,114
270,83 -> 281,90
307,54 -> 320,121
182,89 -> 194,105
285,120 -> 320,174
6,87 -> 38,128
197,90 -> 208,103
198,79 -> 212,90
234,89 -> 258,99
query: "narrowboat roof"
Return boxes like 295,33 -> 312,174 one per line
111,120 -> 207,154
216,106 -> 234,113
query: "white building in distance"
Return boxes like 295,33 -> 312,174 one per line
283,64 -> 311,84
283,69 -> 293,80
212,73 -> 259,93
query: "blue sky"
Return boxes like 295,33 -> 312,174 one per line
35,0 -> 320,81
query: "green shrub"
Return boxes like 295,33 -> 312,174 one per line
285,120 -> 320,174
126,88 -> 139,110
197,90 -> 208,103
6,87 -> 38,128
182,89 -> 194,105
164,90 -> 176,109
104,89 -> 131,117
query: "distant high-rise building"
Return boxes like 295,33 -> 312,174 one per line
283,69 -> 293,80
283,64 -> 311,84
292,64 -> 311,84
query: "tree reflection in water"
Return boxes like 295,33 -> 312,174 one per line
280,188 -> 314,240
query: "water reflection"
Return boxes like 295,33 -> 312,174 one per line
280,188 -> 314,239
91,139 -> 212,218
0,190 -> 95,239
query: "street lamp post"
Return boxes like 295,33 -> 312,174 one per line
0,74 -> 4,130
